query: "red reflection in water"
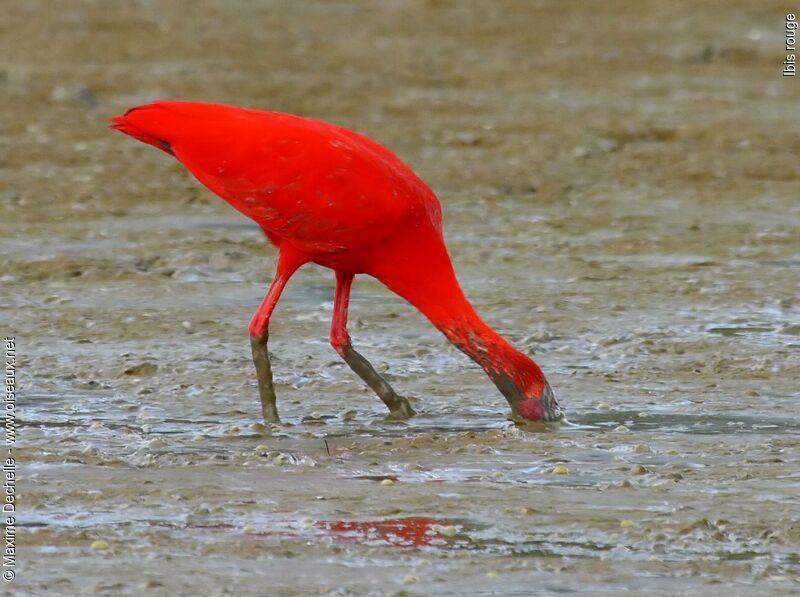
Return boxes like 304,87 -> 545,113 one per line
316,516 -> 449,547
153,516 -> 457,547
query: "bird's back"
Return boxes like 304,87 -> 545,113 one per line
112,101 -> 443,263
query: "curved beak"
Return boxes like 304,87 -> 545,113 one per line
537,382 -> 563,422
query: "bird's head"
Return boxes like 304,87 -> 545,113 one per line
515,383 -> 561,423
474,337 -> 561,424
490,369 -> 562,423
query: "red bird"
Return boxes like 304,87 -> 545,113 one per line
110,101 -> 561,423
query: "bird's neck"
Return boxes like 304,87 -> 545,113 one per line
423,284 -> 547,403
370,231 -> 547,404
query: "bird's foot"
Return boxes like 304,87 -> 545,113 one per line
384,396 -> 416,421
261,404 -> 281,424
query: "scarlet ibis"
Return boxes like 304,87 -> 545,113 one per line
110,101 -> 561,423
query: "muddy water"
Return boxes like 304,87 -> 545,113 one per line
3,1 -> 800,595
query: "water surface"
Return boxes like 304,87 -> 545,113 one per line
2,1 -> 799,594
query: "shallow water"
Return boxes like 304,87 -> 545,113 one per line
3,1 -> 800,595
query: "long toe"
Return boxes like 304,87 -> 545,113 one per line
385,397 -> 417,420
261,404 -> 281,424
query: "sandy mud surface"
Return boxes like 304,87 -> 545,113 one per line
2,1 -> 799,594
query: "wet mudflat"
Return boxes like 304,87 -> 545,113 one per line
2,1 -> 799,595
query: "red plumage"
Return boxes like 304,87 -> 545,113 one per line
110,100 -> 560,423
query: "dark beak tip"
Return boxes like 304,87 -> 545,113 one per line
539,382 -> 563,422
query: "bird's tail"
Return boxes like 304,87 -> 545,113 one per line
108,102 -> 178,155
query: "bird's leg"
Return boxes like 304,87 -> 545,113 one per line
330,271 -> 416,419
249,251 -> 303,423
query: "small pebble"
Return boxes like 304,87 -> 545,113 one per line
91,540 -> 109,550
254,444 -> 270,453
486,571 -> 498,579
191,435 -> 204,442
403,575 -> 418,584
50,82 -> 97,105
620,519 -> 634,528
381,478 -> 395,486
552,465 -> 569,475
440,525 -> 458,537
630,464 -> 648,475
89,421 -> 103,429
597,402 -> 611,410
